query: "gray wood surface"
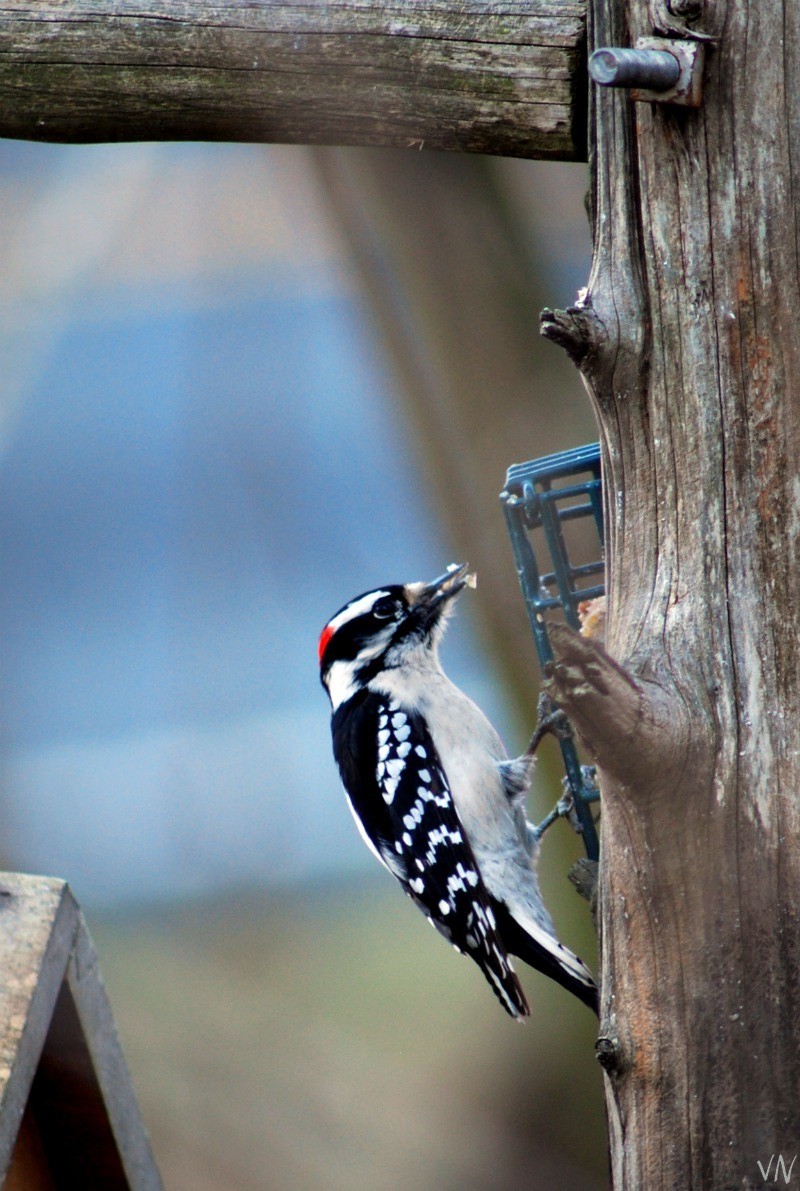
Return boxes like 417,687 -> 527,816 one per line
0,872 -> 162,1188
0,1 -> 586,159
543,0 -> 800,1184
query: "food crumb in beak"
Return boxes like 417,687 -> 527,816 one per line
445,562 -> 477,589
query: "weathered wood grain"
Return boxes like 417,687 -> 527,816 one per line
0,1 -> 587,159
544,0 -> 800,1184
0,873 -> 162,1188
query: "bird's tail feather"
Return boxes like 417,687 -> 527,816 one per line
475,947 -> 531,1021
498,907 -> 599,1015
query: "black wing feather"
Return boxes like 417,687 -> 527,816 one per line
332,690 -> 529,1019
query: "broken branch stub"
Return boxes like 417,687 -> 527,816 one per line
543,623 -> 683,795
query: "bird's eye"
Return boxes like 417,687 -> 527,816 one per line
373,597 -> 398,620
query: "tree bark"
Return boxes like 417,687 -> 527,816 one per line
0,0 -> 587,159
544,0 -> 800,1185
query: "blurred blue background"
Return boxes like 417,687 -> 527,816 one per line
0,139 -> 606,1188
0,140 -> 494,903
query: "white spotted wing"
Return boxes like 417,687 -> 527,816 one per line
373,699 -> 529,1018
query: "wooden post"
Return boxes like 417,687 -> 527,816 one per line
542,1 -> 800,1185
0,873 -> 162,1188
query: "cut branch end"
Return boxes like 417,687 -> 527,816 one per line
540,303 -> 604,367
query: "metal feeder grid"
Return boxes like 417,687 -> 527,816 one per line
500,442 -> 605,862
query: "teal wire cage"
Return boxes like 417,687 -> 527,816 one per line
500,443 -> 605,862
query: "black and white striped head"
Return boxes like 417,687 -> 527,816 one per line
318,563 -> 475,710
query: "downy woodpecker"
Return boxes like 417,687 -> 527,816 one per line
318,563 -> 598,1019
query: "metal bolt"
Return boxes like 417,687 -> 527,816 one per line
589,38 -> 705,108
589,47 -> 681,92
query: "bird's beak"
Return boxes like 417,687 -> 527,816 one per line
406,563 -> 476,613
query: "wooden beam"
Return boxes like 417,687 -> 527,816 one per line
0,1 -> 587,160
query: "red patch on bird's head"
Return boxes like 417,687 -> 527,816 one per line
318,623 -> 335,666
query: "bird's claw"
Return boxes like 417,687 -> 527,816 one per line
524,692 -> 572,757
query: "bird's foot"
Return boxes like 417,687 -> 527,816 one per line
530,791 -> 574,843
524,692 -> 572,758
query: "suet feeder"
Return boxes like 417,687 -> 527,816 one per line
500,442 -> 605,862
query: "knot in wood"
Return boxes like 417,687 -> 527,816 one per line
540,304 -> 604,369
595,1034 -> 625,1075
667,0 -> 703,15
